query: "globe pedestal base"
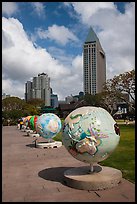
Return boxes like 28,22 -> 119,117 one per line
36,141 -> 62,149
26,130 -> 33,136
64,165 -> 122,191
30,133 -> 40,137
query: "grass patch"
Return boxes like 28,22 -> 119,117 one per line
54,122 -> 135,183
99,124 -> 135,183
53,119 -> 64,142
53,131 -> 62,142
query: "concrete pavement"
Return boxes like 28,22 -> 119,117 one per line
2,126 -> 135,202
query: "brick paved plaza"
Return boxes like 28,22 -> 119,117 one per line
2,126 -> 135,202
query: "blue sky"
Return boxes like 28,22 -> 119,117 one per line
2,2 -> 135,100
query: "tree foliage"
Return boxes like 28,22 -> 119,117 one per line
2,97 -> 39,122
83,92 -> 114,114
27,98 -> 45,107
2,97 -> 25,111
83,69 -> 135,115
84,93 -> 102,107
102,69 -> 135,112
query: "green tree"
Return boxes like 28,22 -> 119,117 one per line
2,97 -> 25,111
84,93 -> 102,107
27,98 -> 45,108
2,97 -> 39,124
102,69 -> 135,113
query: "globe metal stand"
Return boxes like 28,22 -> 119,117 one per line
89,163 -> 94,173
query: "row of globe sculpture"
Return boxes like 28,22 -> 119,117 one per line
20,106 -> 120,168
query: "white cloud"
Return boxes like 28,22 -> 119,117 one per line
69,2 -> 135,79
2,17 -> 82,100
65,2 -> 115,24
71,55 -> 83,76
48,46 -> 74,66
53,55 -> 83,99
2,78 -> 25,99
2,2 -> 18,16
2,29 -> 14,49
30,2 -> 45,17
37,24 -> 79,46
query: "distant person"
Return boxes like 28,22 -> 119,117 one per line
17,119 -> 20,129
20,119 -> 23,130
114,123 -> 120,136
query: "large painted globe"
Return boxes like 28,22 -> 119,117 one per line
36,113 -> 62,139
62,106 -> 120,165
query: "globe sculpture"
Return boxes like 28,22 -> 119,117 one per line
34,116 -> 39,131
36,113 -> 62,140
62,106 -> 120,171
29,116 -> 35,130
28,116 -> 33,129
23,115 -> 32,128
29,115 -> 38,131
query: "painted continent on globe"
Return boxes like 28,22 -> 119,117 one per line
62,106 -> 120,165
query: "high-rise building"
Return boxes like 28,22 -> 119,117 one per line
25,81 -> 32,101
51,94 -> 59,108
83,27 -> 106,95
25,73 -> 51,106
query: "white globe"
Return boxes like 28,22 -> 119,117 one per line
62,106 -> 120,165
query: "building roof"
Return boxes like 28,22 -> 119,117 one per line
59,103 -> 74,111
85,27 -> 99,43
59,100 -> 90,111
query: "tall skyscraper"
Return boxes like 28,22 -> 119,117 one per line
25,73 -> 51,106
83,27 -> 106,95
25,81 -> 32,101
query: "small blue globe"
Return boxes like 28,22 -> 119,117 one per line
36,113 -> 62,139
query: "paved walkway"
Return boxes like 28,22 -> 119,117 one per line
2,126 -> 135,202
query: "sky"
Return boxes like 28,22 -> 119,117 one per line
2,2 -> 135,100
